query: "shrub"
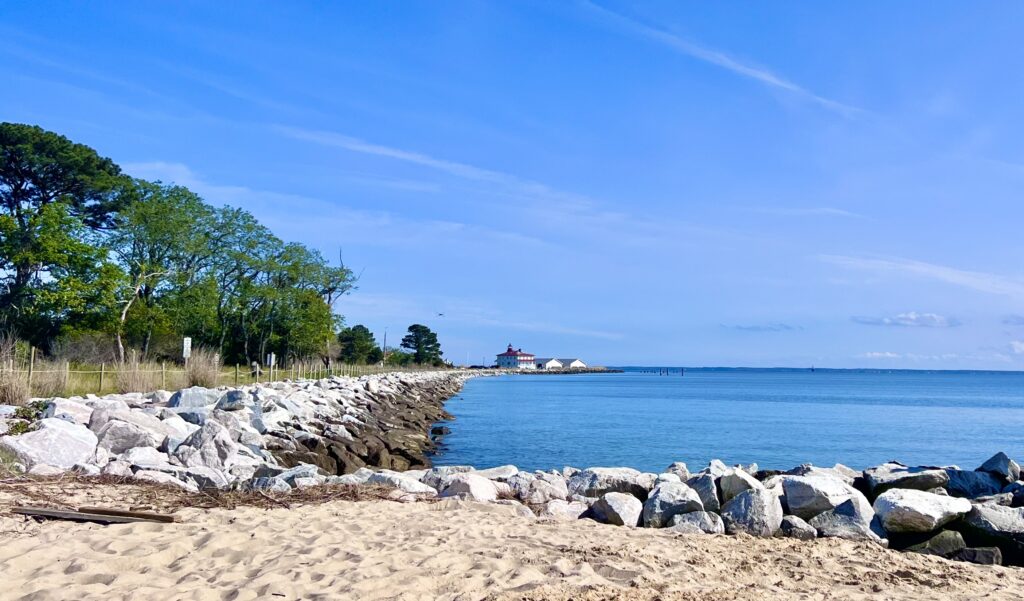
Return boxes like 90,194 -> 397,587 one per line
186,347 -> 221,387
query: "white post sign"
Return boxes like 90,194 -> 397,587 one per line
265,353 -> 276,367
182,337 -> 192,359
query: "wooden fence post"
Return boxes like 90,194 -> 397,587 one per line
161,362 -> 166,389
234,363 -> 239,386
64,361 -> 70,395
99,363 -> 105,394
27,347 -> 35,393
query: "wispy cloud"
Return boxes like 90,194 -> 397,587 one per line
860,351 -> 901,359
859,351 -> 960,361
578,1 -> 862,118
721,323 -> 801,332
821,255 -> 1024,300
272,125 -> 593,209
852,312 -> 960,328
1003,315 -> 1024,326
1010,341 -> 1024,355
753,207 -> 862,218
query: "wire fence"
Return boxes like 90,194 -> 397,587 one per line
0,358 -> 448,399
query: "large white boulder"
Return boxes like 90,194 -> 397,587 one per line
667,511 -> 724,535
540,499 -> 588,520
440,473 -> 499,502
569,467 -> 648,499
977,452 -> 1021,483
168,386 -> 221,408
781,474 -> 867,520
719,468 -> 764,504
685,474 -> 720,513
873,488 -> 972,533
809,497 -> 887,545
591,492 -> 643,527
642,482 -> 704,528
42,399 -> 93,426
720,488 -> 783,537
863,462 -> 949,496
367,471 -> 438,496
173,421 -> 238,470
0,418 -> 97,469
473,465 -> 519,480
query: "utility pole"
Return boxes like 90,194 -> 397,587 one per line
381,327 -> 387,366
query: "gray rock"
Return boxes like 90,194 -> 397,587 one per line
440,473 -> 499,502
568,467 -> 648,499
721,488 -> 783,537
101,460 -> 133,477
685,473 -> 720,513
591,492 -> 643,527
956,503 -> 1024,565
781,474 -> 868,521
719,468 -> 764,504
133,470 -> 198,492
540,499 -> 588,520
779,515 -> 817,540
27,464 -> 65,476
169,407 -> 212,426
665,461 -> 690,480
954,547 -> 1003,565
215,390 -> 249,411
977,452 -> 1021,483
421,465 -> 474,491
72,463 -> 101,477
168,386 -> 220,408
667,511 -> 724,534
97,420 -> 161,454
122,446 -> 169,465
864,462 -> 949,496
173,421 -> 238,470
42,399 -> 93,425
367,471 -> 438,496
642,482 -> 704,528
784,463 -> 856,486
0,418 -> 98,469
945,469 -> 1005,499
249,476 -> 291,493
809,498 -> 887,545
904,530 -> 966,558
186,466 -> 231,489
473,465 -> 519,480
274,464 -> 322,485
873,489 -> 972,533
655,473 -> 681,485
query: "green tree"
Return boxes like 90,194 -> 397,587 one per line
337,324 -> 378,364
400,324 -> 442,365
0,123 -> 125,343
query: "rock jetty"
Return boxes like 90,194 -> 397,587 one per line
0,370 -> 472,490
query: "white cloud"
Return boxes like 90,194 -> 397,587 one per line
852,312 -> 960,328
861,352 -> 901,359
821,255 -> 1024,300
578,1 -> 862,117
859,351 -> 960,361
1010,341 -> 1024,355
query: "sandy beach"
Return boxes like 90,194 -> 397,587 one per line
0,484 -> 1021,601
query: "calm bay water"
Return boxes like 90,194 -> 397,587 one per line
430,368 -> 1024,472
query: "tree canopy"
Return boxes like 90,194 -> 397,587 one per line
400,324 -> 443,366
0,122 -> 362,365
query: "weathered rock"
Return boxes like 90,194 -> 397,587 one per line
42,399 -> 93,425
367,471 -> 438,496
977,452 -> 1021,483
779,515 -> 817,540
945,469 -> 1005,499
249,476 -> 290,493
667,511 -> 724,534
685,474 -> 720,513
873,488 -> 972,533
97,420 -> 162,454
810,498 -> 886,545
173,421 -> 238,470
133,470 -> 198,492
700,459 -> 730,479
954,503 -> 1024,565
168,386 -> 220,408
591,492 -> 643,527
665,461 -> 689,480
954,547 -> 1003,565
721,488 -> 783,537
101,460 -> 133,477
122,446 -> 169,466
904,530 -> 966,558
421,465 -> 474,491
719,468 -> 764,504
540,499 -> 588,520
784,463 -> 856,486
863,462 -> 949,497
655,473 -> 681,485
187,466 -> 231,489
0,418 -> 97,469
27,464 -> 65,476
642,481 -> 703,528
72,463 -> 101,476
781,474 -> 869,521
440,473 -> 499,502
569,467 -> 648,499
473,465 -> 518,480
215,390 -> 250,411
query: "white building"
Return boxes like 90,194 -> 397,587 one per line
558,358 -> 587,369
535,358 -> 563,370
496,344 -> 536,369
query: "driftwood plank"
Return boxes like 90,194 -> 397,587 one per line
12,506 -> 174,525
78,506 -> 177,523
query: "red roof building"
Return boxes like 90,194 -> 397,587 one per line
496,344 -> 536,369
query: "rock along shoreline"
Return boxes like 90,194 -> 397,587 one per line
0,369 -> 1022,569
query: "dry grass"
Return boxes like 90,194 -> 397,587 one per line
114,355 -> 159,393
31,360 -> 68,398
0,333 -> 29,406
185,347 -> 221,388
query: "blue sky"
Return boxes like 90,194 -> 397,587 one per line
4,2 -> 1024,368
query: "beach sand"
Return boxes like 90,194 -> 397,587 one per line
0,489 -> 1021,601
